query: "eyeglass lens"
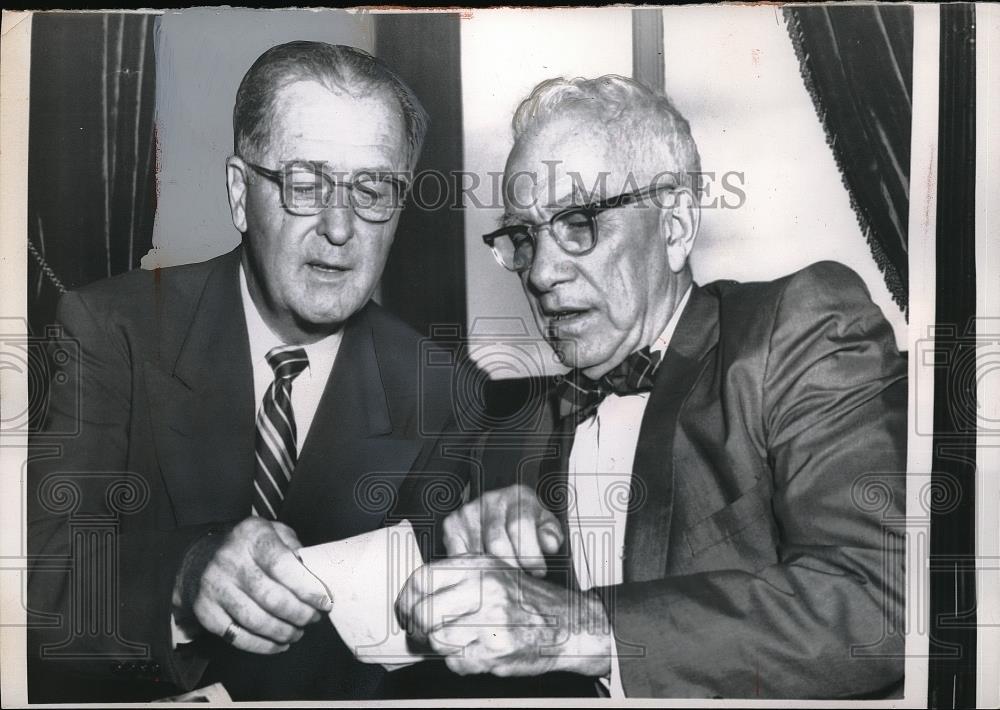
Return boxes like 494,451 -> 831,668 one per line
281,164 -> 402,219
493,210 -> 596,271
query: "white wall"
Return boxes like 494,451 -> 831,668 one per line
145,8 -> 374,269
661,5 -> 907,349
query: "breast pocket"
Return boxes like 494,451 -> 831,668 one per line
681,478 -> 776,561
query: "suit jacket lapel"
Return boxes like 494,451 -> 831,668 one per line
302,302 -> 392,449
281,304 -> 423,544
624,284 -> 719,583
150,247 -> 256,526
535,400 -> 578,590
535,404 -> 574,524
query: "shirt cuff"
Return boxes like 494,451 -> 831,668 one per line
171,611 -> 197,648
606,633 -> 627,698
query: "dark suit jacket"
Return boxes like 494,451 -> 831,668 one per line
27,247 -> 456,701
409,261 -> 907,699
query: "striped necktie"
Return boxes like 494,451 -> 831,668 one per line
252,345 -> 309,520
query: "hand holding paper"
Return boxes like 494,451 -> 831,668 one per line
173,517 -> 330,654
296,520 -> 426,669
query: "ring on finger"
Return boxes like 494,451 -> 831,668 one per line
222,621 -> 239,645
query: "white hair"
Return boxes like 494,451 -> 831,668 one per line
511,75 -> 701,191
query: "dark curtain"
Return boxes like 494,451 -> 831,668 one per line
784,5 -> 912,316
26,13 -> 159,696
28,12 -> 157,337
375,13 -> 467,337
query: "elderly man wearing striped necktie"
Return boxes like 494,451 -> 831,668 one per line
27,42 -> 457,702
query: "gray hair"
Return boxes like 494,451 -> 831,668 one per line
511,74 -> 701,191
234,41 -> 429,169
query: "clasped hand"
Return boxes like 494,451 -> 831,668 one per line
395,484 -> 612,677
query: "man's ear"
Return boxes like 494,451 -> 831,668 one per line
226,156 -> 249,234
659,187 -> 700,274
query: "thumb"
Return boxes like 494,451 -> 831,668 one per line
270,521 -> 303,551
536,517 -> 564,554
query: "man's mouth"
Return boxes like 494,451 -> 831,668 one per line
544,308 -> 589,324
308,261 -> 348,274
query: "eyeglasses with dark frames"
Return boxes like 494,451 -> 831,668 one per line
243,159 -> 409,223
482,182 -> 679,273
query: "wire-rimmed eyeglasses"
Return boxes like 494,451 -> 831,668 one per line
243,159 -> 409,223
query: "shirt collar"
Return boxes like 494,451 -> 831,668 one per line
650,285 -> 693,356
239,263 -> 343,379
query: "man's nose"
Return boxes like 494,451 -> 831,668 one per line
526,228 -> 572,293
315,200 -> 354,246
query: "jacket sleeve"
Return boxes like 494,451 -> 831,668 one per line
27,290 -> 214,699
602,263 -> 907,699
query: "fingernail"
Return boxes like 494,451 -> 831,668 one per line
540,528 -> 561,548
317,593 -> 333,611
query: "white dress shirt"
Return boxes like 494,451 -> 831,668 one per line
566,286 -> 691,697
239,265 -> 343,455
172,265 -> 344,647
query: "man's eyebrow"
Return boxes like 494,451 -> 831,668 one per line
280,159 -> 343,175
541,183 -> 591,210
551,190 -> 581,208
497,195 -> 578,229
281,159 -> 402,175
282,163 -> 411,186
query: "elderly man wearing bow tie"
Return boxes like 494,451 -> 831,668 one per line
396,75 -> 907,699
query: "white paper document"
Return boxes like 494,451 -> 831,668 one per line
297,520 -> 427,669
153,682 -> 233,703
